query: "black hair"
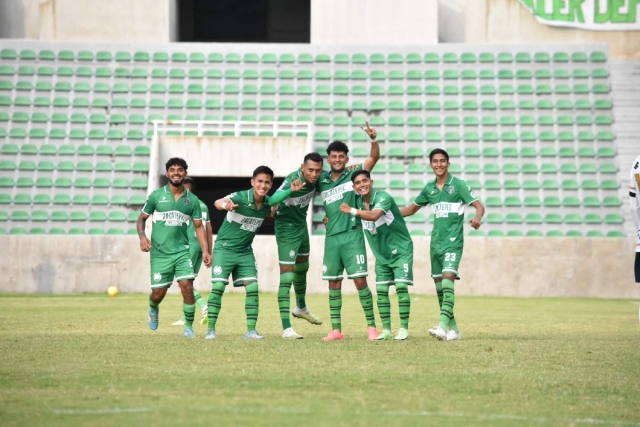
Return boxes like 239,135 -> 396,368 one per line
429,148 -> 449,163
326,140 -> 349,156
351,169 -> 371,183
165,157 -> 188,171
304,152 -> 324,164
183,176 -> 195,189
253,165 -> 274,179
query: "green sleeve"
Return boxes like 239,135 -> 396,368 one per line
459,180 -> 479,205
226,191 -> 243,205
268,188 -> 292,206
191,197 -> 203,221
201,203 -> 210,222
141,191 -> 156,215
413,186 -> 430,207
372,191 -> 393,212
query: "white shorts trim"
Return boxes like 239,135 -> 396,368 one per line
322,275 -> 344,281
176,275 -> 195,281
297,252 -> 310,256
442,268 -> 458,274
394,279 -> 414,284
279,261 -> 296,265
150,281 -> 173,289
346,272 -> 368,279
211,278 -> 229,283
233,277 -> 257,284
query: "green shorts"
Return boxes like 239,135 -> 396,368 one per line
190,250 -> 203,276
211,248 -> 257,287
322,229 -> 368,281
431,246 -> 463,279
375,253 -> 414,286
150,252 -> 195,288
275,220 -> 310,265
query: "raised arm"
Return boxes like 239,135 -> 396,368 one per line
361,121 -> 380,172
215,197 -> 238,211
400,203 -> 422,218
269,174 -> 305,205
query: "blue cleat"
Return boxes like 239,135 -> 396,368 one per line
205,329 -> 216,340
148,307 -> 159,331
183,327 -> 195,338
244,330 -> 264,340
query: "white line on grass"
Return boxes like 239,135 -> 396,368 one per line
53,407 -> 152,415
381,410 -> 640,426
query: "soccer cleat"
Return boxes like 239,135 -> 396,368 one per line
428,326 -> 448,341
172,319 -> 186,326
205,329 -> 216,340
183,327 -> 195,338
374,329 -> 393,340
446,330 -> 461,341
292,307 -> 323,325
321,330 -> 344,341
148,307 -> 159,331
282,327 -> 303,339
245,330 -> 264,340
367,326 -> 379,341
200,306 -> 208,325
394,328 -> 409,340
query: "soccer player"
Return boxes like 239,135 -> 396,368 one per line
137,158 -> 211,338
318,122 -> 380,341
338,170 -> 412,340
272,153 -> 324,339
629,154 -> 640,287
206,166 -> 296,340
400,148 -> 484,341
171,177 -> 212,327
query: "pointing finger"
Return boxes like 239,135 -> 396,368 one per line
365,120 -> 370,130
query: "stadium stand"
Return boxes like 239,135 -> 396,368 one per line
0,43 -> 624,237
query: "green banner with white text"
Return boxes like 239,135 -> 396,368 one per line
518,0 -> 640,30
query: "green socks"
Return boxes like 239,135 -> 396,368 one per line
183,303 -> 195,327
358,287 -> 376,327
292,262 -> 309,309
329,289 -> 342,330
435,279 -> 458,332
194,290 -> 206,309
438,279 -> 455,331
278,272 -> 295,329
207,282 -> 226,330
245,282 -> 259,331
396,283 -> 410,329
376,284 -> 391,330
376,284 -> 410,331
149,297 -> 159,310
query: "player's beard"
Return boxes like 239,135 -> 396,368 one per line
168,177 -> 184,187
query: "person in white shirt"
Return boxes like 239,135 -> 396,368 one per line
630,155 -> 640,286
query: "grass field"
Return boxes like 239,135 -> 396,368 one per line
0,293 -> 639,427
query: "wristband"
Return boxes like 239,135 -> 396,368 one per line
222,202 -> 228,210
351,208 -> 358,216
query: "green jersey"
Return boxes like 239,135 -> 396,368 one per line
274,168 -> 316,224
187,199 -> 210,253
142,185 -> 203,256
318,164 -> 363,236
214,189 -> 271,252
414,174 -> 478,248
357,190 -> 413,264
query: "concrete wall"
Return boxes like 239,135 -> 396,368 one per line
23,0 -> 173,42
310,0 -> 438,45
464,0 -> 640,59
0,0 -> 26,38
2,236 -> 638,299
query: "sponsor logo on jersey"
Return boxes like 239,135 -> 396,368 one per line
158,196 -> 169,204
227,212 -> 265,232
431,202 -> 464,218
321,182 -> 354,205
152,211 -> 191,226
284,192 -> 314,208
